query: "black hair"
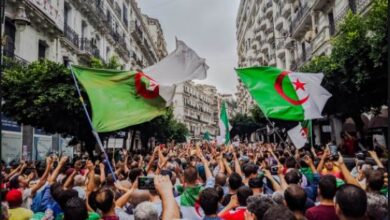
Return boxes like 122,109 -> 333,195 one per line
248,177 -> 263,189
319,175 -> 337,199
284,184 -> 307,212
285,156 -> 297,169
263,205 -> 296,220
367,169 -> 384,192
237,185 -> 253,206
63,197 -> 89,220
199,188 -> 219,216
335,184 -> 367,218
284,169 -> 302,184
92,187 -> 115,214
247,195 -> 275,220
9,175 -> 20,189
128,168 -> 143,183
243,163 -> 258,178
214,185 -> 224,202
228,172 -> 243,190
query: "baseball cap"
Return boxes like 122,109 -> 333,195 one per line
6,189 -> 22,204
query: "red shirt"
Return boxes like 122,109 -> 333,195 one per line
220,207 -> 246,220
305,204 -> 339,220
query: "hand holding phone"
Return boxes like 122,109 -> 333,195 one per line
138,176 -> 155,190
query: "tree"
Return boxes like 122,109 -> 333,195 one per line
1,57 -> 122,156
250,105 -> 266,124
229,113 -> 260,141
300,0 -> 387,131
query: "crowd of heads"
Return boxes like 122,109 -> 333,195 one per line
0,141 -> 388,220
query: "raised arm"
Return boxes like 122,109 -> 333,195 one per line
316,148 -> 330,173
86,160 -> 96,193
368,151 -> 384,168
48,156 -> 68,184
154,175 -> 180,220
115,180 -> 136,208
63,170 -> 77,189
334,153 -> 361,187
31,157 -> 53,195
264,169 -> 282,192
233,151 -> 243,177
99,163 -> 106,184
195,145 -> 212,179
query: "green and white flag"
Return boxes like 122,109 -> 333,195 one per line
288,120 -> 312,149
217,102 -> 231,145
236,66 -> 331,121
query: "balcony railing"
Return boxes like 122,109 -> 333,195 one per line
291,3 -> 309,34
64,23 -> 79,48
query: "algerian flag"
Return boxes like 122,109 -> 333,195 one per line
288,123 -> 308,149
71,66 -> 167,132
236,66 -> 331,121
71,39 -> 208,132
145,39 -> 209,105
203,131 -> 211,141
217,102 -> 231,145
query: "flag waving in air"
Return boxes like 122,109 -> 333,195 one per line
217,101 -> 231,145
236,66 -> 331,121
288,121 -> 312,149
71,39 -> 208,132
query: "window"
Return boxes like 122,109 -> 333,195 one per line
38,40 -> 48,59
3,19 -> 15,57
328,12 -> 335,36
301,42 -> 306,60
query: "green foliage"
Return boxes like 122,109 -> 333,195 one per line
300,0 -> 387,121
229,113 -> 260,141
89,56 -> 122,70
1,59 -> 94,145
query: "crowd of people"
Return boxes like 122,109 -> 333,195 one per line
0,142 -> 388,220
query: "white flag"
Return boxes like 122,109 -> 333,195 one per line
144,39 -> 209,105
287,123 -> 308,149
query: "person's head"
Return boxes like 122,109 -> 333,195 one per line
263,205 -> 296,220
215,173 -> 227,187
74,175 -> 86,187
130,190 -> 150,207
63,197 -> 89,220
237,185 -> 253,206
243,163 -> 258,178
285,157 -> 297,169
9,175 -> 28,189
324,158 -> 334,171
284,169 -> 302,185
6,189 -> 22,208
56,189 -> 79,209
335,184 -> 367,219
199,188 -> 219,216
228,172 -> 243,191
248,177 -> 263,192
366,192 -> 388,220
134,201 -> 158,220
92,187 -> 115,214
184,166 -> 198,185
246,195 -> 275,220
318,175 -> 337,200
366,169 -> 384,192
128,168 -> 143,183
284,184 -> 306,213
214,185 -> 224,202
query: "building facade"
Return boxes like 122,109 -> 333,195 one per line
235,0 -> 373,115
2,0 -> 166,162
173,81 -> 219,139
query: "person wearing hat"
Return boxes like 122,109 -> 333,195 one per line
6,189 -> 33,220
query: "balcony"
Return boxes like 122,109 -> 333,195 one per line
282,3 -> 291,17
252,41 -> 260,50
131,22 -> 143,44
276,41 -> 285,58
25,0 -> 64,30
357,0 -> 372,13
275,16 -> 285,31
285,37 -> 295,49
312,27 -> 330,54
92,48 -> 103,60
70,0 -> 108,33
291,3 -> 312,38
63,23 -> 80,49
79,38 -> 94,55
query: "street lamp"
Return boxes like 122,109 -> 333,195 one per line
13,6 -> 30,31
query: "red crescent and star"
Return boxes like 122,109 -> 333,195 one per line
274,71 -> 309,105
135,72 -> 160,99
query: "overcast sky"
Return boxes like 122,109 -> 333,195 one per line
138,0 -> 240,95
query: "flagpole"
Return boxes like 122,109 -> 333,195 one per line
310,120 -> 314,148
68,64 -> 117,181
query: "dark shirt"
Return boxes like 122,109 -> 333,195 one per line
305,204 -> 339,220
